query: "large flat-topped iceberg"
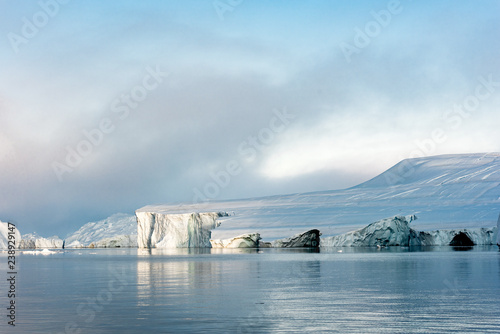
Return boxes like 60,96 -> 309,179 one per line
138,153 -> 500,242
136,210 -> 228,248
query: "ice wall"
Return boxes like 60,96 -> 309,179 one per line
136,211 -> 228,248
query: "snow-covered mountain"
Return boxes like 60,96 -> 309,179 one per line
18,153 -> 496,249
64,213 -> 137,248
140,153 -> 500,242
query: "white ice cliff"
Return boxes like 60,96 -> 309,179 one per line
410,227 -> 497,246
136,210 -> 228,248
0,221 -> 21,249
322,216 -> 417,247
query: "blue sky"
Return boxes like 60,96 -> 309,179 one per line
1,0 -> 499,236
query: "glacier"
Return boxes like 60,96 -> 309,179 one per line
136,153 -> 499,247
136,210 -> 228,248
321,215 -> 498,247
6,153 -> 497,250
19,233 -> 63,249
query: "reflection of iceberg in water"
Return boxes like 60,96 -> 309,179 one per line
135,249 -> 277,332
135,249 -> 327,332
136,250 -> 222,308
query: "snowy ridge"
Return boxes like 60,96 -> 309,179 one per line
139,153 -> 500,242
65,213 -> 137,248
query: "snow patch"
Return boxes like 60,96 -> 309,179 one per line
65,213 -> 137,248
19,232 -> 63,249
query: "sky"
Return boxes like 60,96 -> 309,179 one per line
1,0 -> 499,237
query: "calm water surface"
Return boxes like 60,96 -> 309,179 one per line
1,246 -> 499,333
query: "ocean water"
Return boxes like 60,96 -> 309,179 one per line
1,246 -> 500,333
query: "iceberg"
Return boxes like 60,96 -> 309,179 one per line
322,215 -> 497,247
322,216 -> 416,247
266,229 -> 321,248
0,221 -> 21,249
19,233 -> 63,249
211,233 -> 261,248
146,153 -> 500,243
411,227 -> 497,246
136,210 -> 228,248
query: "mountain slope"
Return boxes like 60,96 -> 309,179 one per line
65,213 -> 136,247
140,153 -> 500,241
